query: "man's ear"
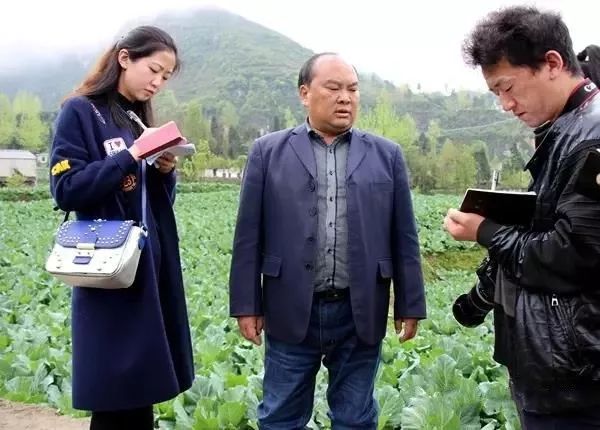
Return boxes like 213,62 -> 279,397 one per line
545,50 -> 565,79
299,84 -> 309,107
117,49 -> 130,70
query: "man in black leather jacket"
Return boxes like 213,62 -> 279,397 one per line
444,6 -> 600,429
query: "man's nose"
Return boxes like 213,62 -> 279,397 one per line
499,94 -> 516,112
338,90 -> 351,103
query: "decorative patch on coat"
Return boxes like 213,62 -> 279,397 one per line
103,137 -> 127,157
51,160 -> 71,176
89,102 -> 106,125
121,174 -> 137,192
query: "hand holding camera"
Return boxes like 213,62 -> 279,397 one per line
452,256 -> 497,327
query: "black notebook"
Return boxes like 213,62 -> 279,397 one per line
460,188 -> 537,225
574,149 -> 600,200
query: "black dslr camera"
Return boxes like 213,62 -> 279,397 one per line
452,257 -> 497,327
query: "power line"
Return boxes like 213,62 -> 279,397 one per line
440,118 -> 516,133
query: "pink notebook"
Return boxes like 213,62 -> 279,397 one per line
135,121 -> 185,158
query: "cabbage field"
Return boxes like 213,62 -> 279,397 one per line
0,188 -> 521,429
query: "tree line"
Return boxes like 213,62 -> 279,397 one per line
0,89 -> 531,191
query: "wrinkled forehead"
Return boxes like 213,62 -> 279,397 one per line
312,55 -> 358,82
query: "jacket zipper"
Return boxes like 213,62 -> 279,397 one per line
551,294 -> 581,353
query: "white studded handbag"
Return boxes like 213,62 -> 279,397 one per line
45,161 -> 149,289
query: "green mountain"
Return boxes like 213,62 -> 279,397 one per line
142,9 -> 313,126
0,8 -> 530,165
0,9 -> 316,128
0,8 -> 420,128
0,55 -> 89,111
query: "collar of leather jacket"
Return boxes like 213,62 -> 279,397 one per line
525,79 -> 599,172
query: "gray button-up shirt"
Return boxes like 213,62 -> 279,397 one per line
306,122 -> 351,292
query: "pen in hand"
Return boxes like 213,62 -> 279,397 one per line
126,110 -> 148,160
126,110 -> 147,131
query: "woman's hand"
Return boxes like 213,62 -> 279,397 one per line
128,127 -> 158,161
154,152 -> 177,174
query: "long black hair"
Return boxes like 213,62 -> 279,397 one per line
65,25 -> 180,129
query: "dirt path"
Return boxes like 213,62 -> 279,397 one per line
0,399 -> 89,430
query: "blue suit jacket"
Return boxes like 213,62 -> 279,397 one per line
229,125 -> 426,345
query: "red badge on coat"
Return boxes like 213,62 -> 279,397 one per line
121,174 -> 137,192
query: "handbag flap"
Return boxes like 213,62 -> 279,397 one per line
55,220 -> 136,249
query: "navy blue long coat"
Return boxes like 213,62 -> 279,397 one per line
49,95 -> 194,411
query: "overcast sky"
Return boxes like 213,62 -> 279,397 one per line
0,0 -> 597,91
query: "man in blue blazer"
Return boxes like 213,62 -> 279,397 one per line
229,53 -> 426,430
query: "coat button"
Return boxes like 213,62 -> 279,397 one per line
305,263 -> 313,271
309,207 -> 317,216
307,236 -> 315,243
308,181 -> 316,192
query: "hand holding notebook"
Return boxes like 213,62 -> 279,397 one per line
145,140 -> 196,166
127,111 -> 196,163
459,188 -> 536,225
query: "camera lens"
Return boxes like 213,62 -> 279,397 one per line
452,282 -> 494,327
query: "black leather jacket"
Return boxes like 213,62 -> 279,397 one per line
477,80 -> 600,413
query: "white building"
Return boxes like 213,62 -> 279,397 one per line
0,150 -> 37,185
202,168 -> 243,179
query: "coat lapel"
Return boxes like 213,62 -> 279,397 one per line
346,130 -> 368,179
289,125 -> 317,178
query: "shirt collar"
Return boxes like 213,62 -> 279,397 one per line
305,118 -> 352,143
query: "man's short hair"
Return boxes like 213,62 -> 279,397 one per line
297,52 -> 338,88
297,52 -> 359,88
462,6 -> 582,75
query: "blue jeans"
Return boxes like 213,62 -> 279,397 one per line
258,294 -> 381,430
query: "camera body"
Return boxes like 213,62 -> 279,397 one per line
452,256 -> 497,327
